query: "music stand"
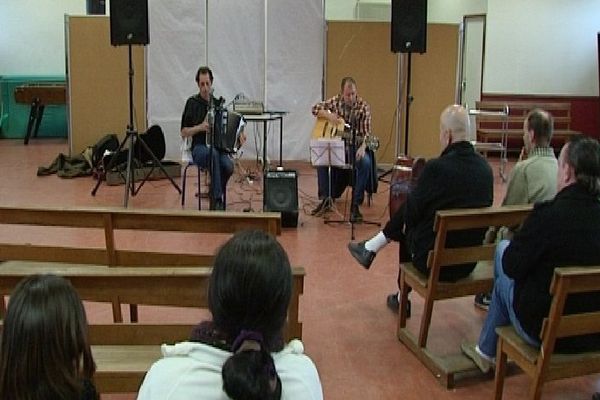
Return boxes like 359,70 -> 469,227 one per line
309,138 -> 346,220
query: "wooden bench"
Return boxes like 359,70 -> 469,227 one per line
92,323 -> 196,393
397,205 -> 533,388
0,262 -> 305,343
475,101 -> 580,153
0,322 -> 192,393
0,205 -> 282,322
494,266 -> 600,400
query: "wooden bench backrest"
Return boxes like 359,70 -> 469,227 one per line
0,205 -> 281,267
428,205 -> 533,273
0,265 -> 305,341
542,266 -> 600,356
494,266 -> 600,399
475,101 -> 571,131
88,323 -> 196,345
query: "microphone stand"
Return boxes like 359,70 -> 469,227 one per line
326,113 -> 380,240
207,96 -> 217,210
349,116 -> 380,239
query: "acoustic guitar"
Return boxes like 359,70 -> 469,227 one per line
311,116 -> 380,151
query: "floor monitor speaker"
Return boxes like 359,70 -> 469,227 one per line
264,170 -> 299,228
110,0 -> 149,46
391,0 -> 427,53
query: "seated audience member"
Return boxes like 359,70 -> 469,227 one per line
347,105 -> 494,311
137,230 -> 323,400
0,274 -> 98,400
462,135 -> 600,373
475,108 -> 558,310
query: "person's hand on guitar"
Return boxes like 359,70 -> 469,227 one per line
317,109 -> 343,126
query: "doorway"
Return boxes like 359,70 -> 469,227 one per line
457,14 -> 486,141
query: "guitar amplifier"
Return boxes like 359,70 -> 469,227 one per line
263,170 -> 299,228
233,100 -> 264,115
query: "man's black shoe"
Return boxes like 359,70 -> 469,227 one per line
213,199 -> 225,211
474,292 -> 492,311
347,240 -> 376,269
350,205 -> 363,223
386,292 -> 411,317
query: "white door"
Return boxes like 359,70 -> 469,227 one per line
457,14 -> 485,141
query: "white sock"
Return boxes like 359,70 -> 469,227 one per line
364,232 -> 389,253
475,345 -> 496,363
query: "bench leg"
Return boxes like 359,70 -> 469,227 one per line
398,270 -> 410,332
494,339 -> 508,400
0,295 -> 6,318
33,104 -> 45,140
24,99 -> 40,145
528,369 -> 545,400
112,299 -> 123,322
130,304 -> 139,322
417,295 -> 435,348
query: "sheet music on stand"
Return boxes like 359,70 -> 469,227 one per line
309,138 -> 346,167
309,138 -> 346,221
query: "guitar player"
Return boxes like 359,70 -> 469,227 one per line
311,76 -> 373,223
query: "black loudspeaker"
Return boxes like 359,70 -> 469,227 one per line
264,170 -> 299,228
87,0 -> 105,15
391,0 -> 427,53
110,0 -> 149,46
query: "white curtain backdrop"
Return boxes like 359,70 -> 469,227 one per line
147,0 -> 205,161
147,0 -> 324,162
267,0 -> 324,161
208,0 -> 265,162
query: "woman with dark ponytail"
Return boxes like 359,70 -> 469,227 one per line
0,274 -> 98,400
138,230 -> 323,399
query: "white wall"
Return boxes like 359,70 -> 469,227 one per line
428,0 -> 487,23
0,0 -> 86,75
325,0 -> 487,23
484,0 -> 600,96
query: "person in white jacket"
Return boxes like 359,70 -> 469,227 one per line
137,230 -> 323,400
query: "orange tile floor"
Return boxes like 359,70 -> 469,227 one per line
1,138 -> 598,399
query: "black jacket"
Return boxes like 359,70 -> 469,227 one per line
504,183 -> 600,352
405,141 -> 494,280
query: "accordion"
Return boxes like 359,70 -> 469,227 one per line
211,110 -> 244,154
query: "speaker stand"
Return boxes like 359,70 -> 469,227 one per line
379,52 -> 413,181
91,43 -> 181,206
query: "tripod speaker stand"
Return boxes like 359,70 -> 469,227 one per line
91,3 -> 181,206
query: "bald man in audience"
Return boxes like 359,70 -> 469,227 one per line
475,108 -> 558,310
348,105 -> 494,312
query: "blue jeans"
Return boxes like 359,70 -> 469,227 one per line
317,150 -> 371,206
477,240 -> 541,358
192,144 -> 233,201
